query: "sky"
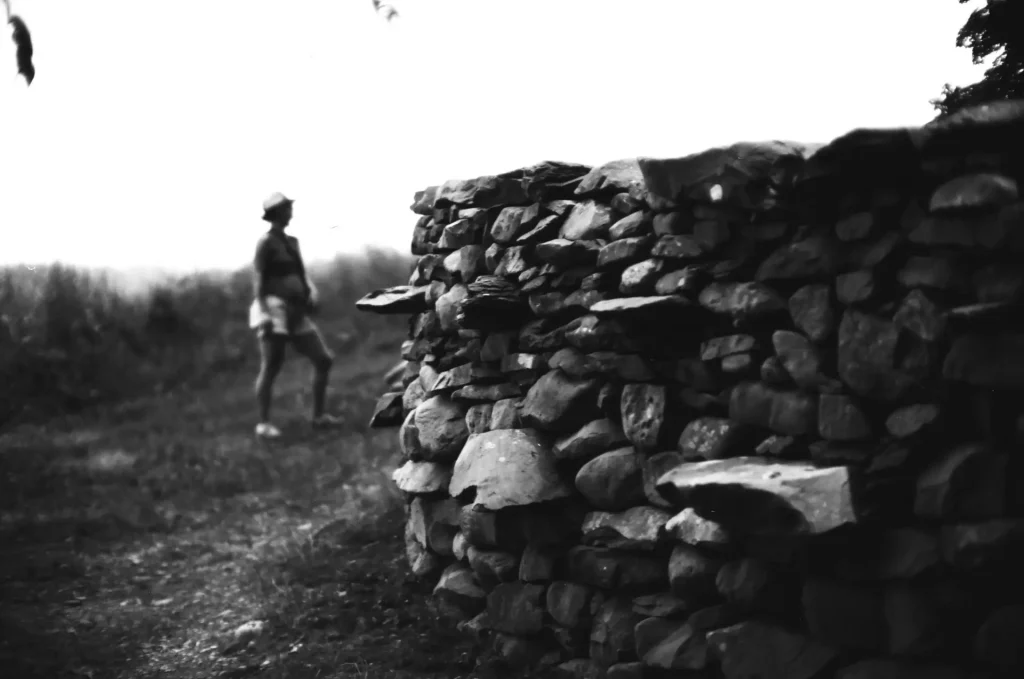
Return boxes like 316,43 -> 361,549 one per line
0,0 -> 992,275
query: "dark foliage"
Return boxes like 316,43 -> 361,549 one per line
932,0 -> 1024,117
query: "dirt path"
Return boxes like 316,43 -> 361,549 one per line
0,349 -> 510,679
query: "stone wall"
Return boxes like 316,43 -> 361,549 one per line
357,100 -> 1024,679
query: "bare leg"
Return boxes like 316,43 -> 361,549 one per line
291,329 -> 334,419
256,333 -> 288,422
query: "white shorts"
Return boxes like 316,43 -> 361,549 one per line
249,296 -> 316,337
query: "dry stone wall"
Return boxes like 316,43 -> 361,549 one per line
357,100 -> 1024,679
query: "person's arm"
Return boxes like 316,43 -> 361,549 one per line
292,238 -> 315,305
253,236 -> 271,312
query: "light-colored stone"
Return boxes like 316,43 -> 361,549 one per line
560,201 -> 616,240
581,506 -> 672,551
392,460 -> 452,495
433,563 -> 487,620
664,508 -> 732,551
657,457 -> 856,536
620,384 -> 666,451
450,428 -> 573,510
356,285 -> 430,314
413,396 -> 469,462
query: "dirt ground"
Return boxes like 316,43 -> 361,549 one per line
0,346 -> 523,679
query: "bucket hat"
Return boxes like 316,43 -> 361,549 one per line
262,192 -> 294,221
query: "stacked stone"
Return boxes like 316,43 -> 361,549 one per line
357,100 -> 1024,679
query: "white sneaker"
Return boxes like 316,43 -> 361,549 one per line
255,422 -> 282,439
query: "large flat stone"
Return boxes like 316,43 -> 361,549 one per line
589,296 -> 693,317
356,285 -> 430,314
639,141 -> 811,206
656,457 -> 857,536
575,158 -> 644,197
929,172 -> 1018,213
450,429 -> 573,510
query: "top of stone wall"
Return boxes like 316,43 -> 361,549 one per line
408,100 -> 1024,223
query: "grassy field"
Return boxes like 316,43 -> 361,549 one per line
0,254 -> 525,679
0,248 -> 414,427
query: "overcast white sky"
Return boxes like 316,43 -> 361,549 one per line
0,0 -> 990,273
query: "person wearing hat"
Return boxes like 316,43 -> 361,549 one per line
249,192 -> 342,438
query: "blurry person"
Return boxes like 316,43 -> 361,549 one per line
249,192 -> 342,438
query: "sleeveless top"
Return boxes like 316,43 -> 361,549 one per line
255,230 -> 309,304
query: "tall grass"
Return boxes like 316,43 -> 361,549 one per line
0,246 -> 414,428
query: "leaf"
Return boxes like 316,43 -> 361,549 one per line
8,14 -> 34,85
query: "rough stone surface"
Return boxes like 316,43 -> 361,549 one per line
520,370 -> 602,432
619,384 -> 666,451
699,281 -> 786,323
668,545 -> 722,599
657,457 -> 856,536
356,285 -> 429,314
818,394 -> 873,441
677,417 -> 752,461
433,564 -> 487,620
486,583 -> 546,635
837,310 -> 913,401
561,201 -> 616,241
729,381 -> 818,436
450,429 -> 572,510
589,597 -> 643,667
392,460 -> 452,495
772,330 -> 827,390
581,506 -> 671,551
664,508 -> 732,551
366,101 -> 1024,677
414,396 -> 469,461
575,448 -> 647,511
553,418 -> 629,462
789,283 -> 836,343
